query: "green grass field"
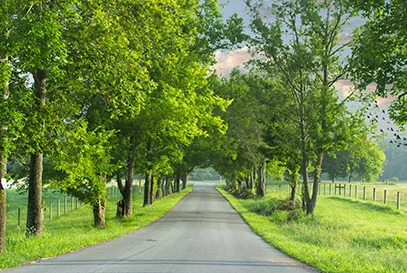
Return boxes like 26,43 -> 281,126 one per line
1,186 -> 192,270
217,184 -> 407,273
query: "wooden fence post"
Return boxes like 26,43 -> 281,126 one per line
384,190 -> 387,204
397,192 -> 401,210
64,196 -> 67,215
355,185 -> 358,199
329,184 -> 332,195
349,184 -> 352,198
373,188 -> 376,202
363,186 -> 366,201
17,208 -> 20,227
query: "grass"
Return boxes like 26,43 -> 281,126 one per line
1,186 -> 192,270
217,185 -> 407,273
269,181 -> 407,213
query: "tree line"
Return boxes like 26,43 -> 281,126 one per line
0,0 -> 405,255
0,0 -> 244,252
213,0 -> 405,215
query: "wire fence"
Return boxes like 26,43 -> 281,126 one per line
273,183 -> 407,212
15,186 -> 122,227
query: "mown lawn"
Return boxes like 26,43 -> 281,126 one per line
217,185 -> 407,273
1,186 -> 192,270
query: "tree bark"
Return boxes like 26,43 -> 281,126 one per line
26,68 -> 47,236
93,200 -> 106,228
0,150 -> 6,253
155,177 -> 162,200
26,152 -> 44,236
121,136 -> 137,216
289,165 -> 300,201
164,176 -> 172,196
181,171 -> 191,190
150,174 -> 155,205
256,161 -> 266,197
143,172 -> 152,206
174,172 -> 180,193
307,151 -> 323,215
301,135 -> 311,213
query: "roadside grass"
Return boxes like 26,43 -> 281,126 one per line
217,185 -> 407,273
1,186 -> 192,270
268,181 -> 407,213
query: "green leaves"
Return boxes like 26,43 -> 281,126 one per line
349,0 -> 407,125
51,120 -> 114,205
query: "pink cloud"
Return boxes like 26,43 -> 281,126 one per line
334,80 -> 395,106
214,47 -> 251,77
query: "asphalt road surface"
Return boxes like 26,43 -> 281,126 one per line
5,184 -> 318,273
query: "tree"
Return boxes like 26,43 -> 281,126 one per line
351,139 -> 386,182
323,138 -> 386,183
382,145 -> 407,181
349,0 -> 407,126
9,0 -> 83,236
213,70 -> 268,197
49,121 -> 114,228
0,0 -> 14,253
323,150 -> 351,182
247,0 -> 356,214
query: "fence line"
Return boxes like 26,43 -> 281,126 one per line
16,186 -> 121,227
274,183 -> 405,211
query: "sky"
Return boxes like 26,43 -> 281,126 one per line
214,0 -> 405,140
215,1 -> 393,105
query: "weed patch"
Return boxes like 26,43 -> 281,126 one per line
244,196 -> 302,224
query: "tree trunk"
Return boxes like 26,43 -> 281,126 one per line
290,182 -> 297,202
302,150 -> 311,213
143,171 -> 154,206
174,172 -> 180,193
26,68 -> 47,236
181,171 -> 191,190
116,170 -> 124,218
289,165 -> 300,201
122,136 -> 136,216
165,176 -> 172,196
26,152 -> 44,236
150,174 -> 155,205
93,200 -> 106,228
0,150 -> 6,253
155,177 -> 162,200
307,152 -> 323,215
256,161 -> 266,197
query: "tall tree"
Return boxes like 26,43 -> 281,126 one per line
0,0 -> 14,253
0,0 -> 29,249
247,0 -> 356,214
13,0 -> 82,236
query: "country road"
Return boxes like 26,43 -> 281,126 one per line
4,184 -> 318,273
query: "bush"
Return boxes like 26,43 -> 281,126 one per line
245,197 -> 302,223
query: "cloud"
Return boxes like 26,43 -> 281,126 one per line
334,80 -> 395,106
214,47 -> 251,77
